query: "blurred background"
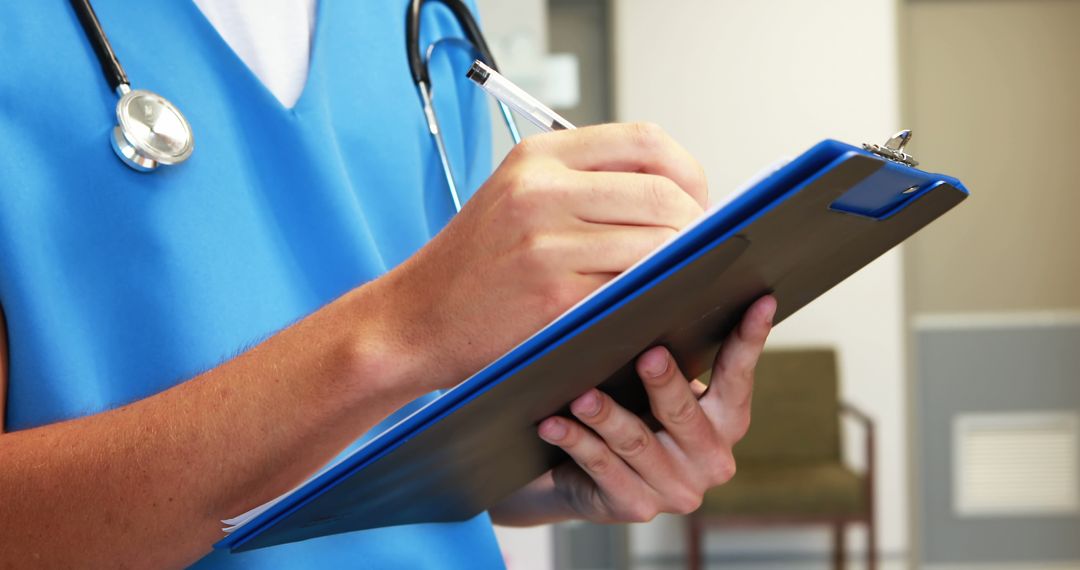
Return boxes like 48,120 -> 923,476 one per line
473,0 -> 1080,569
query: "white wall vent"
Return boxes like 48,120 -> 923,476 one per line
953,411 -> 1080,517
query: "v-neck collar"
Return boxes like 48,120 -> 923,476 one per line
183,0 -> 327,115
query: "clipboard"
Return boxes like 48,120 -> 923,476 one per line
218,134 -> 967,552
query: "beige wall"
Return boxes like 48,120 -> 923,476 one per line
903,0 -> 1080,314
614,0 -> 910,559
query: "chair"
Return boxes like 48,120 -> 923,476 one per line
685,348 -> 876,570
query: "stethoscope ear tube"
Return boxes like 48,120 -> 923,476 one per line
406,0 -> 501,86
69,0 -> 128,93
407,0 -> 523,213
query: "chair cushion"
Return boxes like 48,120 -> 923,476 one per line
700,462 -> 866,518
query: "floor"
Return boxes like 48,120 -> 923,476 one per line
632,556 -> 905,570
632,561 -> 1080,570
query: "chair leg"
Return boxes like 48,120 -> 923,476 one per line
686,514 -> 702,570
832,522 -> 846,570
866,516 -> 877,570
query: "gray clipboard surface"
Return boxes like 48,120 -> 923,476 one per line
220,138 -> 968,552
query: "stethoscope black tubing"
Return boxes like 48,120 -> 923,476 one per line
69,0 -> 128,91
406,0 -> 501,86
71,0 -> 493,95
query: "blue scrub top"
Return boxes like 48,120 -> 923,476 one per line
0,1 -> 505,568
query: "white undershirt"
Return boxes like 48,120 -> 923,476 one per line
193,0 -> 317,108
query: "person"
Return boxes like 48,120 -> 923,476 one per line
0,1 -> 776,568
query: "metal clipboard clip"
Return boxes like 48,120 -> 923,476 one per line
863,129 -> 919,167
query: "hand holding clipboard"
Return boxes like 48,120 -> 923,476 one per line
219,65 -> 967,553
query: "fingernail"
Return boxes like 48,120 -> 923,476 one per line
641,349 -> 669,378
571,391 -> 601,418
539,418 -> 567,442
760,296 -> 778,326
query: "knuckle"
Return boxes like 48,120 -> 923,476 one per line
584,454 -> 612,476
532,279 -> 577,317
642,172 -> 668,199
709,454 -> 737,485
630,503 -> 659,523
619,501 -> 658,523
508,166 -> 549,200
514,248 -> 557,298
614,429 -> 651,458
680,158 -> 707,190
642,175 -> 678,211
632,227 -> 677,259
629,121 -> 666,149
500,173 -> 542,226
737,407 -> 753,431
729,419 -> 751,443
694,162 -> 709,194
670,492 -> 704,515
516,232 -> 555,271
662,398 -> 700,426
659,226 -> 679,241
507,136 -> 540,162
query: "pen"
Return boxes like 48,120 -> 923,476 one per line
466,60 -> 576,133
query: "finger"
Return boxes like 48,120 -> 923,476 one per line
529,226 -> 677,275
706,295 -> 777,438
569,389 -> 703,506
529,123 -> 709,208
711,295 -> 777,390
689,379 -> 708,397
563,170 -> 704,231
570,389 -> 674,471
635,347 -> 719,453
538,416 -> 646,498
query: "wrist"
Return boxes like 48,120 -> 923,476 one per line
359,261 -> 474,392
335,276 -> 443,408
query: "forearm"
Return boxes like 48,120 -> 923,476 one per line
0,284 -> 427,569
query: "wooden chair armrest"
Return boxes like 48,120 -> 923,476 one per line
840,402 -> 875,521
839,402 -> 874,429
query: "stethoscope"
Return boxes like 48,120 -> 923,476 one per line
72,0 -> 522,210
406,0 -> 522,211
71,0 -> 195,172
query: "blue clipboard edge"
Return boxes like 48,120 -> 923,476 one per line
219,139 -> 967,550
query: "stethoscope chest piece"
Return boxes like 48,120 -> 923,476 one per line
111,86 -> 194,172
71,0 -> 194,172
